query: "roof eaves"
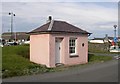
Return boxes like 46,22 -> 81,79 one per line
29,31 -> 91,35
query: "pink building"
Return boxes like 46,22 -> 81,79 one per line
29,17 -> 91,67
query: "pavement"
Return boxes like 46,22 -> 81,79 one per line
2,59 -> 118,82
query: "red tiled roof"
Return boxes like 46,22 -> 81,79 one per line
29,20 -> 90,34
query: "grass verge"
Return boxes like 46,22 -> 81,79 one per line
88,54 -> 112,63
2,45 -> 55,78
2,45 -> 112,78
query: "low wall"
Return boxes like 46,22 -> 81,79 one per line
88,43 -> 110,53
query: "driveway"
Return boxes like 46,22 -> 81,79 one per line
3,59 -> 118,82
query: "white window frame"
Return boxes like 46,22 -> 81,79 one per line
69,38 -> 77,55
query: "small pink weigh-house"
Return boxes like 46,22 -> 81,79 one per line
29,17 -> 91,67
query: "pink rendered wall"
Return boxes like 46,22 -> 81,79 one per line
50,34 -> 88,66
49,35 -> 56,67
49,35 -> 65,67
63,35 -> 88,65
30,33 -> 88,67
30,34 -> 51,67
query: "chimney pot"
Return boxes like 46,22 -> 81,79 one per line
48,16 -> 52,21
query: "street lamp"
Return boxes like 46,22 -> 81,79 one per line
113,25 -> 117,45
9,12 -> 15,41
114,25 -> 117,38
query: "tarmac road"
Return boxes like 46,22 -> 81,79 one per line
3,59 -> 118,82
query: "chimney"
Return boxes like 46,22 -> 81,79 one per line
47,15 -> 52,23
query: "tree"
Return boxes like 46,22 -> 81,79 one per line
27,36 -> 30,41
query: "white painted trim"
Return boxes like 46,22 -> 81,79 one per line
48,20 -> 54,31
70,53 -> 78,56
55,39 -> 61,64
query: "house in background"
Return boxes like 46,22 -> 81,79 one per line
89,34 -> 112,44
89,34 -> 120,44
2,32 -> 30,45
29,16 -> 91,67
89,38 -> 104,44
89,34 -> 120,52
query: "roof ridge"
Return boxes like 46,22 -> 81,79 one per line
48,20 -> 54,31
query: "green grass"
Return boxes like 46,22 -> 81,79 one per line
2,45 -> 55,78
88,54 -> 112,63
2,45 -> 113,78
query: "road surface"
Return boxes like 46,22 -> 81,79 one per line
3,59 -> 118,82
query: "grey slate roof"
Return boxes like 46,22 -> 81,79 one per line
29,20 -> 90,34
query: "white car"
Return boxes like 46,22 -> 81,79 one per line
6,42 -> 15,46
110,45 -> 120,52
24,41 -> 30,44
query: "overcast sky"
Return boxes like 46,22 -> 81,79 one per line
1,0 -> 119,38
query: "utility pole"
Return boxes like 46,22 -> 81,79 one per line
9,12 -> 15,41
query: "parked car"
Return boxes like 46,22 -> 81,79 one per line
110,45 -> 120,52
24,41 -> 30,44
6,42 -> 18,46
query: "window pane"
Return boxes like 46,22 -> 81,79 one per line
69,47 -> 72,53
69,38 -> 76,54
69,47 -> 75,53
73,42 -> 75,46
72,47 -> 75,53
